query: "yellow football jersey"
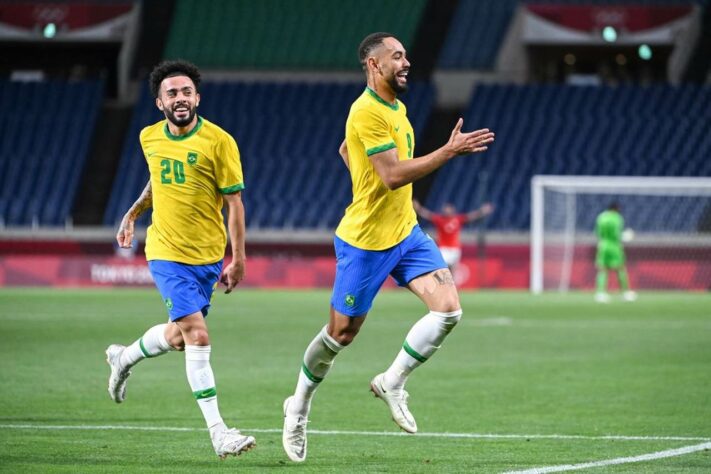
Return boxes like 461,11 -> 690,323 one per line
335,87 -> 417,250
140,116 -> 244,265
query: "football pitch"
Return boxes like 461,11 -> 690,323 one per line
0,288 -> 709,473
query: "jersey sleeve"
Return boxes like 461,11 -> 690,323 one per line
352,108 -> 395,156
139,127 -> 150,162
214,133 -> 245,194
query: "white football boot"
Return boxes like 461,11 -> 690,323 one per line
211,426 -> 256,459
370,373 -> 417,434
623,290 -> 638,302
594,292 -> 611,304
105,344 -> 131,403
282,396 -> 308,462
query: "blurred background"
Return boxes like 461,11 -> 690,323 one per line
0,0 -> 709,291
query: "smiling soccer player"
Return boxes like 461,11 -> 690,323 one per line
282,32 -> 495,463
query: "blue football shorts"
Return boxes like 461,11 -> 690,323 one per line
331,225 -> 447,317
148,259 -> 223,321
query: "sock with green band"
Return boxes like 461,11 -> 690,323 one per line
291,325 -> 343,416
384,309 -> 462,391
185,345 -> 223,429
120,323 -> 173,368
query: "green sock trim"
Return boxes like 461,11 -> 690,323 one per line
139,338 -> 155,358
193,387 -> 217,399
301,363 -> 323,383
403,341 -> 428,363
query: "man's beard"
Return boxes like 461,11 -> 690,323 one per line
387,74 -> 408,94
164,105 -> 196,127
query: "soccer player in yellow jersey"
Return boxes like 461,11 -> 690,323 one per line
282,32 -> 495,462
104,60 -> 255,459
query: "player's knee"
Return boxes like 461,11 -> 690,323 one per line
165,324 -> 185,351
329,327 -> 359,346
433,294 -> 461,315
167,334 -> 185,351
183,327 -> 209,346
332,332 -> 357,346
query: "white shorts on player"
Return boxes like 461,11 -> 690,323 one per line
439,247 -> 461,268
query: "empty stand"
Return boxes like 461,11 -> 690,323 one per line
165,0 -> 427,69
438,0 -> 518,70
426,83 -> 711,230
104,81 -> 435,229
0,80 -> 103,226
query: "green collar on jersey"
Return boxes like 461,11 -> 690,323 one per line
164,115 -> 203,141
365,87 -> 399,111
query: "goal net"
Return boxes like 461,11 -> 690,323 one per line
530,176 -> 711,293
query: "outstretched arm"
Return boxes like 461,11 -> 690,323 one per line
221,191 -> 246,294
338,139 -> 350,170
369,119 -> 494,190
116,180 -> 152,248
412,199 -> 436,221
463,202 -> 494,223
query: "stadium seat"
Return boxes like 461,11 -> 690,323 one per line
438,0 -> 519,70
164,0 -> 427,69
0,79 -> 103,226
426,83 -> 711,231
104,81 -> 435,230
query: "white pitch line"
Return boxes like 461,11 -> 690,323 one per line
0,424 -> 709,442
503,442 -> 711,474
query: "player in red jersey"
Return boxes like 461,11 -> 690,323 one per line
413,200 -> 493,275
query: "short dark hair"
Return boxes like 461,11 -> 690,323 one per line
358,32 -> 395,70
149,60 -> 201,98
608,201 -> 620,211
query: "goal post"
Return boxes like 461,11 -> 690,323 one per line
530,176 -> 711,294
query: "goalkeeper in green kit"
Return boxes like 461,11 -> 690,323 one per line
595,202 -> 637,303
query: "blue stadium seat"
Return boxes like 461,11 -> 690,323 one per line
104,81 -> 436,230
0,80 -> 103,226
438,0 -> 519,70
426,83 -> 711,231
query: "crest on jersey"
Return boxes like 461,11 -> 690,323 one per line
165,298 -> 173,310
187,152 -> 198,166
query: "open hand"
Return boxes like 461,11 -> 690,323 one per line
447,118 -> 495,156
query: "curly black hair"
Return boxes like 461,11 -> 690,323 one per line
149,60 -> 201,98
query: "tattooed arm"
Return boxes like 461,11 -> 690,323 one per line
116,180 -> 152,248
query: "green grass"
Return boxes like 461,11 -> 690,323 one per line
0,289 -> 710,472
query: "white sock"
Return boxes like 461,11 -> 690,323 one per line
383,309 -> 462,391
120,323 -> 173,368
185,345 -> 224,429
290,325 -> 343,416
